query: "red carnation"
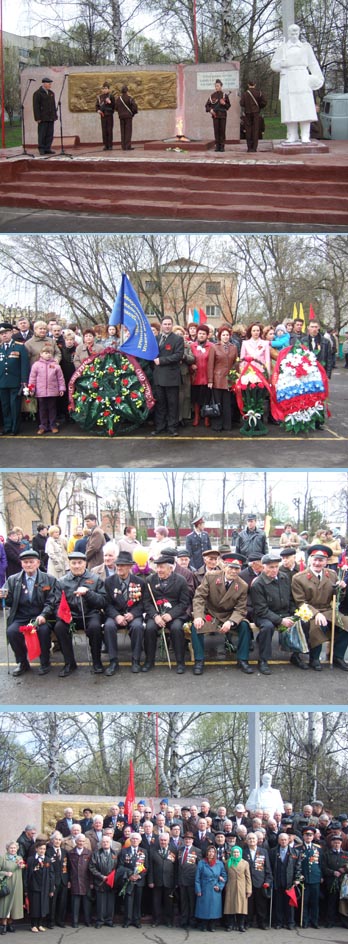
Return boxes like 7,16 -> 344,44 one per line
108,366 -> 114,373
92,381 -> 99,389
127,600 -> 134,607
115,396 -> 122,404
89,366 -> 95,372
165,344 -> 171,350
205,614 -> 213,622
81,395 -> 87,402
122,378 -> 129,386
96,396 -> 103,401
108,429 -> 114,436
103,410 -> 111,416
130,392 -> 138,399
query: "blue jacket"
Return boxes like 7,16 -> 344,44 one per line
195,858 -> 227,919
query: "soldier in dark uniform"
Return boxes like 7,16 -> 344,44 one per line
32,77 -> 57,155
185,516 -> 212,570
243,832 -> 272,930
192,552 -> 253,675
298,826 -> 323,928
240,81 -> 267,152
54,551 -> 107,676
151,316 -> 184,436
0,548 -> 60,677
0,322 -> 29,435
104,550 -> 146,675
205,79 -> 231,151
96,82 -> 116,151
114,84 -> 138,150
250,551 -> 307,674
46,832 -> 69,928
143,553 -> 191,674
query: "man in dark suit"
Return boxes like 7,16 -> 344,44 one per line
55,807 -> 79,837
302,321 -> 333,378
193,818 -> 215,855
0,321 -> 29,435
143,553 -> 191,674
89,835 -> 119,928
192,552 -> 253,675
243,832 -> 273,929
250,551 -> 303,675
79,808 -> 94,833
269,832 -> 300,929
117,834 -> 148,927
169,824 -> 184,854
12,316 -> 33,344
104,551 -> 146,675
147,833 -> 178,927
46,832 -> 69,928
177,832 -> 202,929
32,77 -> 57,155
1,548 -> 60,677
151,316 -> 184,436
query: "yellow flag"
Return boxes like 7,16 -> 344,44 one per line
298,303 -> 305,330
292,303 -> 298,320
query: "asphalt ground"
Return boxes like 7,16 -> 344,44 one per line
3,918 -> 348,943
0,364 -> 347,471
1,615 -> 347,709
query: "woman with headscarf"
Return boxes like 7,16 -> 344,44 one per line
0,841 -> 26,933
224,845 -> 252,932
195,844 -> 227,931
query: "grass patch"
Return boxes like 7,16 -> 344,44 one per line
3,120 -> 22,148
263,115 -> 287,140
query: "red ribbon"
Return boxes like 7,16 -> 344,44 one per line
235,358 -> 272,416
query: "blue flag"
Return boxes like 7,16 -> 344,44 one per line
109,273 -> 159,360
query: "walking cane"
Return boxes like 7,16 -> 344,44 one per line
2,597 -> 10,675
147,583 -> 172,669
299,881 -> 305,928
79,595 -> 92,670
329,593 -> 336,670
268,885 -> 273,930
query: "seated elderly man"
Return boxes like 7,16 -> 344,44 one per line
143,553 -> 191,674
250,551 -> 303,675
54,551 -> 106,676
104,550 -> 146,676
0,548 -> 60,677
192,552 -> 252,675
292,543 -> 348,671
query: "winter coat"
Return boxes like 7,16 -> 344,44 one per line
0,542 -> 7,587
28,358 -> 66,398
45,536 -> 69,579
224,860 -> 252,916
195,858 -> 227,920
0,854 -> 24,919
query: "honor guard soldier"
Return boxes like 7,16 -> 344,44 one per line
0,322 -> 29,435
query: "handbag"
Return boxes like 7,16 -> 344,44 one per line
0,879 -> 10,898
201,392 -> 221,418
279,619 -> 309,654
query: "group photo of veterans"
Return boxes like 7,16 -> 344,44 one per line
1,491 -> 348,680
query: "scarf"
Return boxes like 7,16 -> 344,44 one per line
228,846 -> 243,868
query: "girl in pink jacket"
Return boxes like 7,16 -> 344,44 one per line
28,343 -> 66,434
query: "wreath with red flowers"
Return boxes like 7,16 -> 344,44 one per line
68,348 -> 155,436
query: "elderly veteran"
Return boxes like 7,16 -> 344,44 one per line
103,550 -> 146,676
0,321 -> 29,436
143,553 -> 191,674
250,551 -> 302,675
0,548 -> 60,677
292,544 -> 348,672
54,551 -> 107,676
192,552 -> 253,676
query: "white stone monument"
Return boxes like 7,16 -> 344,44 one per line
246,772 -> 284,816
270,23 -> 324,144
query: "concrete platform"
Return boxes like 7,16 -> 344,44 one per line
0,140 -> 347,227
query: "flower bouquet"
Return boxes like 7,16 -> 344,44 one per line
21,383 -> 37,418
68,348 -> 155,436
235,357 -> 271,436
270,342 -> 329,434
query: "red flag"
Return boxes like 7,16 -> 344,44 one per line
124,759 -> 135,824
285,886 -> 299,908
19,624 -> 41,660
299,559 -> 305,571
340,551 -> 347,566
57,591 -> 72,624
309,304 -> 316,321
199,307 -> 207,324
105,869 -> 116,888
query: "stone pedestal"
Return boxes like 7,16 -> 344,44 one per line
272,140 -> 329,154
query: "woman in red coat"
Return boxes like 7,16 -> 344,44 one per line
190,325 -> 214,427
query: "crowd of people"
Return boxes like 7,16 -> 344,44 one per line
0,313 -> 341,437
1,512 -> 347,678
3,789 -> 348,932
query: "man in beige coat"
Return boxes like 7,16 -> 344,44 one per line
292,544 -> 348,671
191,553 -> 253,675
